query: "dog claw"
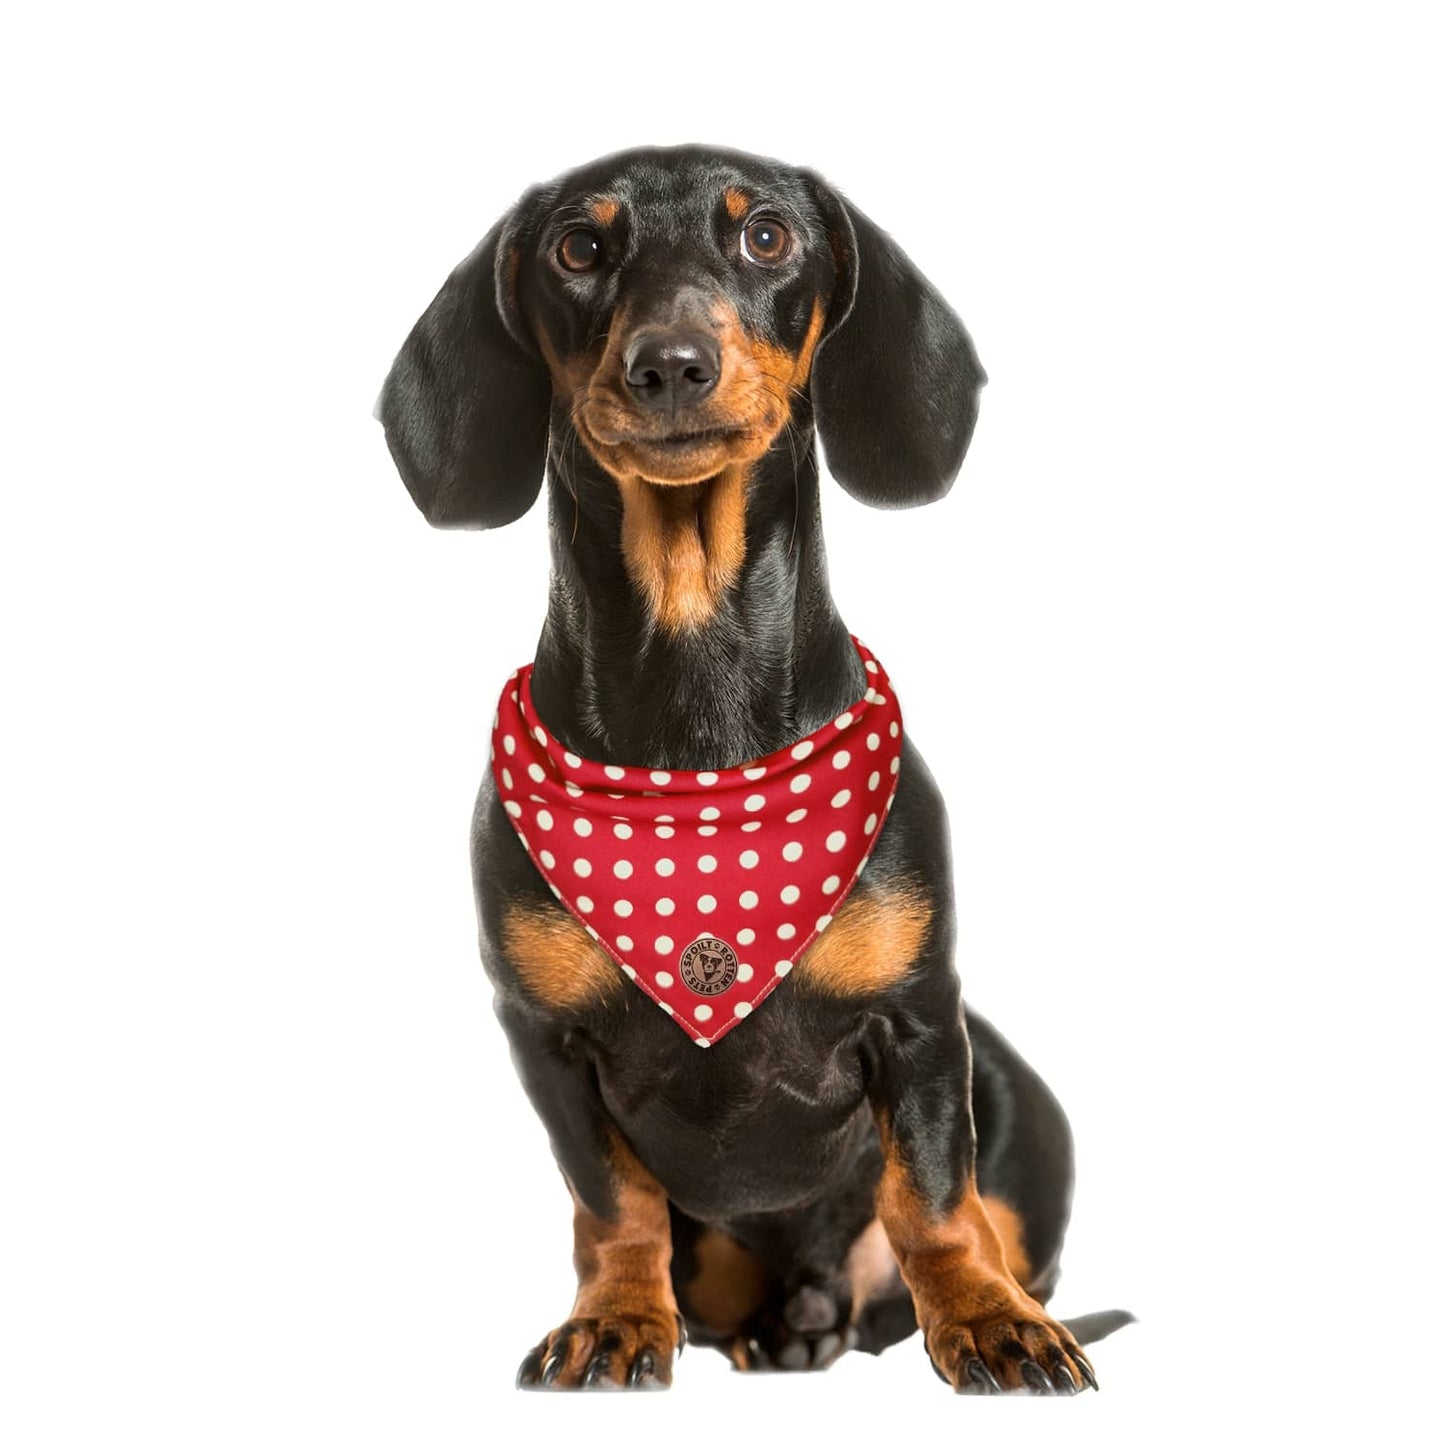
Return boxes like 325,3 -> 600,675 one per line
1070,1350 -> 1098,1391
627,1350 -> 658,1388
539,1349 -> 565,1386
1020,1360 -> 1054,1394
961,1357 -> 1003,1394
516,1345 -> 546,1389
1052,1364 -> 1078,1395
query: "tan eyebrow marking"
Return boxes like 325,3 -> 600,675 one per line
589,196 -> 621,225
722,187 -> 750,221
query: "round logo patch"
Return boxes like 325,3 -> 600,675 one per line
679,935 -> 739,996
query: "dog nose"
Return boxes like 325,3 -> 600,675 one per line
623,330 -> 720,411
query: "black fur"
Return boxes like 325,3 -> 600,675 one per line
380,145 -> 1125,1388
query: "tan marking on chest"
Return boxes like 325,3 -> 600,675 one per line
616,464 -> 751,633
796,886 -> 933,996
502,904 -> 623,1010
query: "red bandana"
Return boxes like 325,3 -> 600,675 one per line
491,639 -> 903,1047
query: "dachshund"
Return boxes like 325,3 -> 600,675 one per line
378,144 -> 1130,1393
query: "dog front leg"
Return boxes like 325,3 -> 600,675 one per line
499,1001 -> 682,1390
867,1002 -> 1095,1395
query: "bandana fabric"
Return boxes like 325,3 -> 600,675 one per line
490,639 -> 903,1047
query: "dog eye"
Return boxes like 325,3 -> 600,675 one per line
557,228 -> 605,273
741,218 -> 791,265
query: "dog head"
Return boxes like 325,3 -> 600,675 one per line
379,144 -> 985,529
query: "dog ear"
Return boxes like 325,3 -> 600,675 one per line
378,213 -> 551,529
808,181 -> 986,508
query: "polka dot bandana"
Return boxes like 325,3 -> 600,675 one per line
491,638 -> 903,1047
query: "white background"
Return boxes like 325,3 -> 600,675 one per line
3,3 -> 1441,1440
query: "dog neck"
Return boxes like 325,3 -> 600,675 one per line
529,422 -> 867,771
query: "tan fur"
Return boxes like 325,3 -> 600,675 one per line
683,1228 -> 768,1334
502,905 -> 622,1010
796,885 -> 933,997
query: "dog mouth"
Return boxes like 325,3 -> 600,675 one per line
577,412 -> 761,485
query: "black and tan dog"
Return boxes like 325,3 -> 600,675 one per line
379,145 -> 1129,1393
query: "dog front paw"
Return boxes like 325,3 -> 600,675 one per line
926,1312 -> 1096,1395
516,1311 -> 683,1390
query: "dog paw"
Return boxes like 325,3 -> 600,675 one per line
926,1312 -> 1096,1395
515,1311 -> 683,1390
728,1284 -> 857,1372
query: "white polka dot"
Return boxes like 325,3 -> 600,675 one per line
577,895 -> 594,913
614,899 -> 633,917
539,849 -> 556,868
504,800 -> 522,818
503,734 -> 517,755
613,822 -> 633,839
537,810 -> 554,831
651,770 -> 671,786
833,750 -> 851,770
780,884 -> 800,904
621,963 -> 634,977
698,854 -> 717,873
573,858 -> 591,876
889,721 -> 900,738
791,740 -> 814,760
866,733 -> 880,751
826,830 -> 846,852
533,726 -> 548,746
743,766 -> 766,781
655,858 -> 675,877
736,962 -> 754,981
775,960 -> 793,976
834,713 -> 852,729
890,756 -> 901,774
739,849 -> 759,869
659,999 -> 673,1014
865,659 -> 879,674
700,806 -> 721,821
865,688 -> 880,704
614,859 -> 633,879
790,774 -> 811,794
549,882 -> 562,899
698,772 -> 719,786
565,782 -> 582,798
655,971 -> 674,989
742,821 -> 762,833
777,923 -> 796,940
564,751 -> 581,768
782,841 -> 804,862
786,807 -> 808,823
501,768 -> 513,790
832,789 -> 851,808
744,794 -> 765,813
694,1004 -> 713,1022
816,915 -> 832,931
656,898 -> 675,916
698,893 -> 717,913
617,935 -> 633,950
694,1037 -> 710,1048
573,817 -> 592,837
656,825 -> 675,839
527,763 -> 546,783
739,890 -> 759,909
655,935 -> 674,954
698,825 -> 718,836
822,875 -> 841,894
868,771 -> 881,792
734,1001 -> 753,1019
656,813 -> 674,823
865,813 -> 878,835
605,765 -> 626,780
737,930 -> 756,948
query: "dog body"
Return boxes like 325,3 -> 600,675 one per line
381,146 -> 1111,1393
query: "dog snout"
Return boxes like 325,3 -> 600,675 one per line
623,329 -> 721,413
